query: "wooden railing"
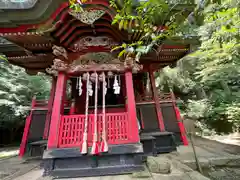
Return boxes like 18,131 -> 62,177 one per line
58,112 -> 135,148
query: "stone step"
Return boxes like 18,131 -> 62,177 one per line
140,131 -> 177,155
49,165 -> 144,178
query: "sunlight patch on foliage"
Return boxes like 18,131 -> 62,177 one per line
185,99 -> 210,119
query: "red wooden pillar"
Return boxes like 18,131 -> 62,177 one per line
149,67 -> 165,131
125,71 -> 140,142
19,97 -> 36,157
43,77 -> 57,139
47,72 -> 67,149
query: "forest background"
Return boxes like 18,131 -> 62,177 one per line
0,0 -> 239,146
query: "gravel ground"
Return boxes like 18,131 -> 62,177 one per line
203,167 -> 240,180
187,136 -> 240,180
193,135 -> 240,155
0,157 -> 40,180
204,133 -> 240,146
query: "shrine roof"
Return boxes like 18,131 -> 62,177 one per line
0,0 -> 197,75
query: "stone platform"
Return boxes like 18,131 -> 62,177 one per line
2,136 -> 240,180
11,157 -> 210,180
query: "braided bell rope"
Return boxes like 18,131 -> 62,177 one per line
81,72 -> 90,154
101,72 -> 108,152
91,73 -> 99,155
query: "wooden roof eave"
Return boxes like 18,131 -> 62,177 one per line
0,0 -> 116,33
0,0 -> 196,32
0,44 -> 23,53
7,59 -> 46,75
2,34 -> 54,48
0,0 -> 67,28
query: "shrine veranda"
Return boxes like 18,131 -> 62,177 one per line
0,0 -> 196,178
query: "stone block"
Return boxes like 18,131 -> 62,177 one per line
147,156 -> 171,174
171,159 -> 193,173
186,171 -> 210,180
131,165 -> 151,179
131,171 -> 151,179
209,156 -> 240,166
183,158 -> 210,170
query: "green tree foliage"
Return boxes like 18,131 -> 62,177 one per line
0,62 -> 50,145
192,0 -> 240,132
109,0 -> 196,60
158,0 -> 240,133
0,63 -> 51,113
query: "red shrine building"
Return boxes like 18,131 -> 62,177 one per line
0,0 -> 194,178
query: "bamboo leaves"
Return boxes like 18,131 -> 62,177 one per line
69,0 -> 89,12
0,54 -> 7,62
119,19 -> 124,30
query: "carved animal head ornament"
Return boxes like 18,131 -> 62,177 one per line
46,68 -> 58,76
52,59 -> 69,71
71,36 -> 118,52
72,52 -> 119,65
52,45 -> 68,59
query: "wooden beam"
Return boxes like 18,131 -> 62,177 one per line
149,67 -> 165,131
43,77 -> 57,139
19,97 -> 36,157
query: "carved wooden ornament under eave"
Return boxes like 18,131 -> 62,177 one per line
69,9 -> 105,25
70,36 -> 119,52
46,56 -> 143,76
52,45 -> 68,60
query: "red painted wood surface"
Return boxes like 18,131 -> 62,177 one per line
125,71 -> 140,143
19,97 -> 36,157
178,121 -> 188,146
58,113 -> 132,148
43,77 -> 57,139
88,107 -> 125,114
32,100 -> 70,110
47,72 -> 67,149
19,116 -> 31,157
171,93 -> 188,146
149,69 -> 165,131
